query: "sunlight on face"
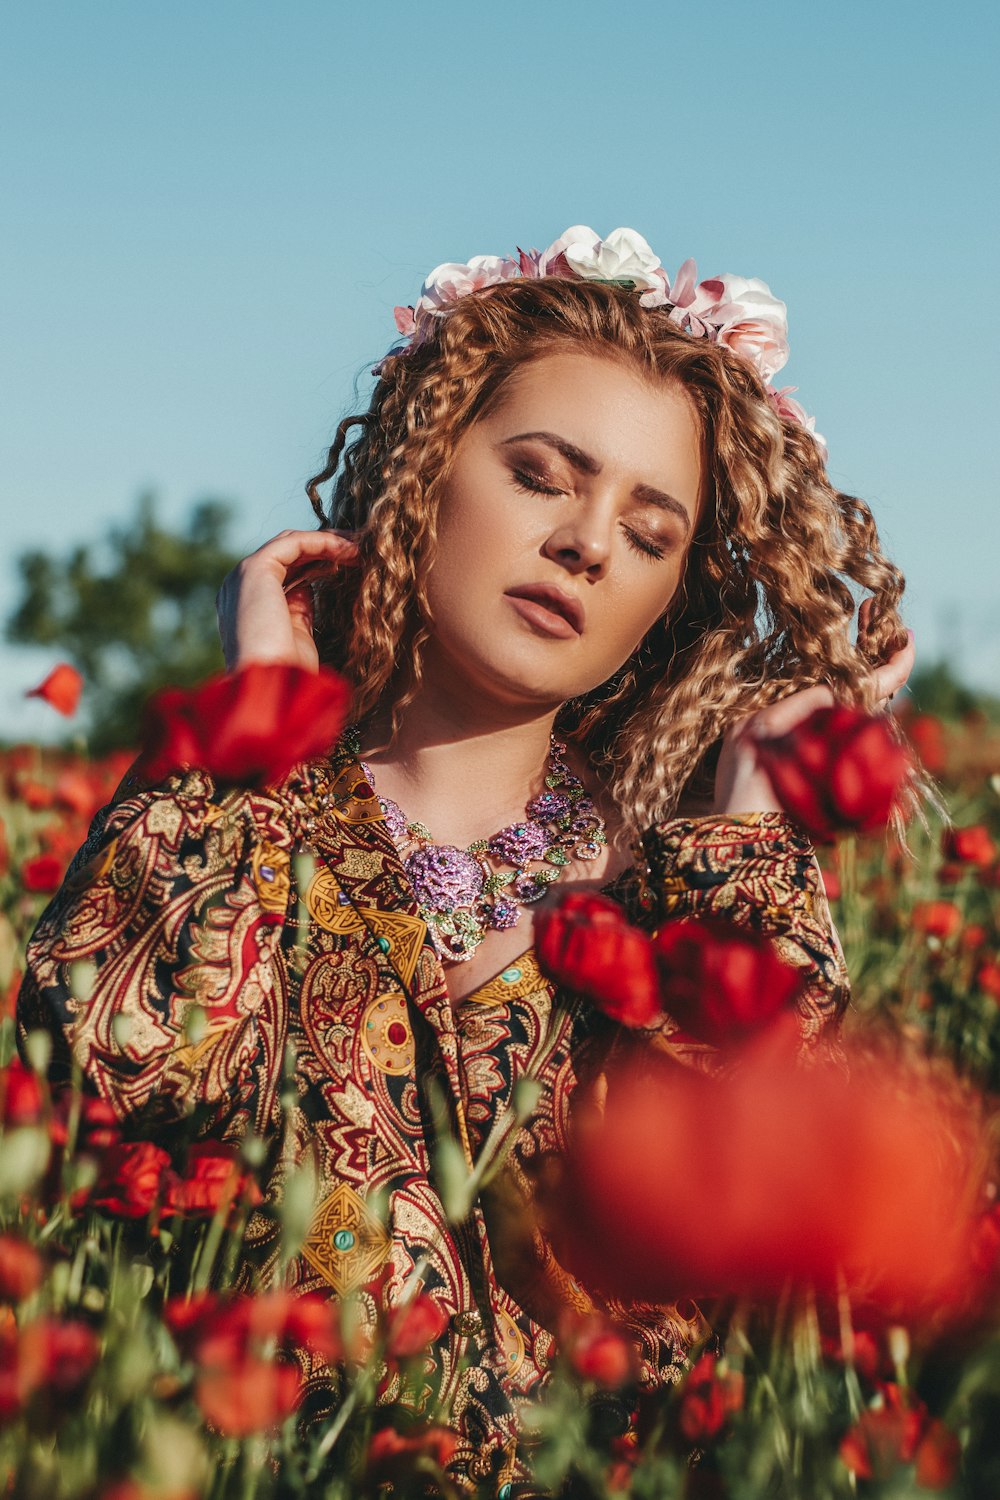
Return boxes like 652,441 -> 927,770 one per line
423,350 -> 704,713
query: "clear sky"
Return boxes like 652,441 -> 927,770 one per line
3,0 -> 998,740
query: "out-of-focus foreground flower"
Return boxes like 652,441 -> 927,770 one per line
137,662 -> 352,788
755,703 -> 911,841
546,1029 -> 991,1317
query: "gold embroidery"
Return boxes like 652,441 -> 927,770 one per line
360,990 -> 414,1075
460,951 -> 549,1007
305,867 -> 365,933
357,908 -> 426,987
301,1181 -> 391,1295
495,1308 -> 526,1376
251,842 -> 290,915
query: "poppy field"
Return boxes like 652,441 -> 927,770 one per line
3,669 -> 1000,1498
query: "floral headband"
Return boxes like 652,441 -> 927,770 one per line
384,224 -> 825,456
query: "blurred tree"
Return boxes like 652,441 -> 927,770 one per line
905,658 -> 1000,722
6,495 -> 243,752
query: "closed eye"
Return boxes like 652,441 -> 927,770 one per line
511,467 -> 565,498
624,527 -> 666,561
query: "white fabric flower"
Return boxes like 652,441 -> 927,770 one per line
560,226 -> 664,291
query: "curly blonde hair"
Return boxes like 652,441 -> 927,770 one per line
307,279 -> 904,834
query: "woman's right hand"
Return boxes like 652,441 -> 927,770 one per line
216,529 -> 360,673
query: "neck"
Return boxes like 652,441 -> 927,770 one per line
360,684 -> 561,849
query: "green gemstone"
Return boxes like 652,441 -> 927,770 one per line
376,936 -> 391,953
545,848 -> 569,865
501,966 -> 522,983
333,1229 -> 356,1252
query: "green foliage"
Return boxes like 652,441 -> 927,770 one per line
906,659 -> 1000,724
6,494 -> 242,752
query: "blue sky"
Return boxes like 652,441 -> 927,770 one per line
3,0 -> 998,740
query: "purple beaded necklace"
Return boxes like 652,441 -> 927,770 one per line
346,731 -> 607,964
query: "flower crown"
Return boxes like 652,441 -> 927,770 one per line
384,224 -> 825,456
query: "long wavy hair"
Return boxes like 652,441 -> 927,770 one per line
307,279 -> 904,834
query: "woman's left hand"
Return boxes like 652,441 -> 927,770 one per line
711,609 -> 916,818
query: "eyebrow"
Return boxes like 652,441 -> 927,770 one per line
499,429 -> 693,536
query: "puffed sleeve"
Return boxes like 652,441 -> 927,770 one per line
16,768 -> 297,1137
634,812 -> 850,1053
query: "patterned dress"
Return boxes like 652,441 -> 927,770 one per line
17,743 -> 849,1491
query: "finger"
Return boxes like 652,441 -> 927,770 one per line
873,630 -> 915,701
285,583 -> 315,631
249,529 -> 361,577
746,684 -> 836,740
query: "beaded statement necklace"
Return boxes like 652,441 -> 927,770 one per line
343,729 -> 607,964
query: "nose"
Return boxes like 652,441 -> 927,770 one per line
541,507 -> 612,578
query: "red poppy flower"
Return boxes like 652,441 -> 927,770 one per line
20,854 -> 64,894
549,1034 -> 987,1316
678,1353 -> 744,1442
535,891 -> 661,1027
978,963 -> 1000,1003
0,1059 -> 44,1128
558,1311 -> 638,1389
820,865 -> 841,901
165,1289 -> 341,1368
366,1424 -> 460,1481
4,1316 -> 100,1417
821,1327 -> 881,1383
195,1359 -> 301,1437
137,662 -> 352,788
839,1380 -> 929,1488
383,1292 -> 449,1361
91,1141 -> 171,1218
942,823 -> 996,868
754,704 -> 911,842
912,900 -> 962,942
163,1142 -> 262,1219
652,918 -> 803,1047
0,1235 -> 43,1303
914,1418 -> 962,1489
903,712 -> 948,775
26,664 -> 83,717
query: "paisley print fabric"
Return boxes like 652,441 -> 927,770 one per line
17,747 -> 849,1492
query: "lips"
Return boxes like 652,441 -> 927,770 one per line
505,583 -> 585,635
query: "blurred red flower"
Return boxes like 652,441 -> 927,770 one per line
0,1235 -> 43,1303
754,704 -> 911,842
977,963 -> 1000,1003
163,1142 -> 262,1219
820,865 -> 841,901
903,712 -> 948,775
91,1141 -> 171,1218
0,1059 -> 44,1128
165,1289 -> 342,1436
26,664 -> 83,717
21,854 -> 64,894
912,901 -> 962,942
821,1327 -> 881,1383
535,891 -> 661,1027
366,1424 -> 459,1482
548,1033 -> 987,1316
652,918 -> 803,1047
137,662 -> 352,788
942,824 -> 996,868
195,1360 -> 301,1438
383,1292 -> 449,1361
0,1316 -> 99,1421
678,1353 -> 744,1442
558,1311 -> 638,1389
839,1384 -> 958,1487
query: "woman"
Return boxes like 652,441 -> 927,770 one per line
18,226 -> 913,1490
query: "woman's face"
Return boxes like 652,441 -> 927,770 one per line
422,349 -> 704,713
